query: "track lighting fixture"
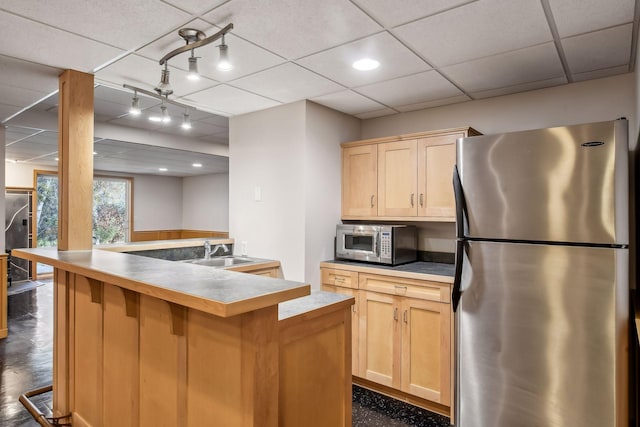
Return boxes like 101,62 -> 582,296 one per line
154,23 -> 233,94
129,91 -> 141,115
217,35 -> 232,71
124,84 -> 196,131
181,111 -> 192,129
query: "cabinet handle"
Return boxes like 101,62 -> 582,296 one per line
419,193 -> 424,207
352,305 -> 356,314
410,193 -> 414,207
370,195 -> 375,208
393,307 -> 398,321
403,310 -> 408,323
334,277 -> 345,283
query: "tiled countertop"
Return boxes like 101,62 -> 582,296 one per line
13,247 -> 309,318
321,259 -> 454,283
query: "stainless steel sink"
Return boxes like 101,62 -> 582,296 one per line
182,256 -> 256,268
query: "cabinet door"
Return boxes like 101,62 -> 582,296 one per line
358,291 -> 400,388
400,298 -> 451,405
322,284 -> 360,376
377,140 -> 417,217
342,145 -> 377,217
417,134 -> 459,219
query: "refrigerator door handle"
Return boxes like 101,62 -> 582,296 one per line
453,164 -> 467,239
452,239 -> 464,312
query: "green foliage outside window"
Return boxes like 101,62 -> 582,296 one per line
36,175 -> 129,247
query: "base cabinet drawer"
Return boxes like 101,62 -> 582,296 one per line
321,268 -> 359,289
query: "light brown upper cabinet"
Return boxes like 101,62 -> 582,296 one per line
341,127 -> 480,221
342,144 -> 378,217
378,140 -> 418,217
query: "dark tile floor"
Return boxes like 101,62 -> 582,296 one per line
0,281 -> 451,426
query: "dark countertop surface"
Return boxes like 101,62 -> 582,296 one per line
323,259 -> 455,278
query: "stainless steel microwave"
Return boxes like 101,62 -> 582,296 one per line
335,224 -> 417,265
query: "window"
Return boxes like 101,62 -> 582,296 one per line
35,172 -> 131,248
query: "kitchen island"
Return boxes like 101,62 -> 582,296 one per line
13,247 -> 353,427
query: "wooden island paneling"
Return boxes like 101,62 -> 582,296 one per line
13,247 -> 353,427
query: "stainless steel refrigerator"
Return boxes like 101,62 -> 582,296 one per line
452,119 -> 629,427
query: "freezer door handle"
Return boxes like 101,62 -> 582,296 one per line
452,239 -> 464,312
453,165 -> 467,239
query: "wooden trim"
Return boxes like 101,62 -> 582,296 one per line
130,229 -> 230,242
100,238 -> 233,253
341,127 -> 481,148
341,215 -> 455,222
0,255 -> 7,339
319,261 -> 453,284
6,186 -> 35,192
353,377 -> 450,417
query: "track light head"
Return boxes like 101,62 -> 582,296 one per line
161,104 -> 171,123
187,51 -> 200,81
130,94 -> 141,115
217,35 -> 232,71
155,64 -> 173,96
181,112 -> 192,129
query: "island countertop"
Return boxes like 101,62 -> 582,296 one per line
13,247 -> 310,318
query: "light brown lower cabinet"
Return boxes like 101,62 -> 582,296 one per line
321,265 -> 452,413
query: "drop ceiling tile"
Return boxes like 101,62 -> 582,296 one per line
355,71 -> 463,107
161,0 -> 228,14
0,55 -> 60,94
352,0 -> 475,28
231,63 -> 343,103
184,85 -> 281,115
310,90 -> 387,115
393,0 -> 552,67
470,76 -> 568,99
197,115 -> 230,128
355,108 -> 397,119
202,0 -> 382,59
0,11 -> 124,73
0,104 -> 21,121
0,84 -> 48,111
297,32 -> 430,87
0,0 -> 192,51
572,65 -> 630,82
548,0 -> 634,38
442,43 -> 564,92
562,24 -> 632,74
395,94 -> 471,112
96,54 -> 219,98
137,20 -> 286,82
6,127 -> 43,144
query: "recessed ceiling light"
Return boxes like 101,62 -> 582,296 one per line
93,151 -> 97,155
192,163 -> 202,168
149,116 -> 162,122
352,58 -> 380,71
159,167 -> 168,172
54,158 -> 59,162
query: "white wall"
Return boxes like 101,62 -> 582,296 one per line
229,100 -> 360,286
230,101 -> 307,281
132,174 -> 183,231
304,102 -> 361,288
362,73 -> 637,253
5,161 -> 43,188
182,173 -> 229,231
363,73 -> 635,140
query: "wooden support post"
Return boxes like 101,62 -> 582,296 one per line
58,69 -> 94,251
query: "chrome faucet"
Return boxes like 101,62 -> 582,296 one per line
204,241 -> 229,259
211,244 -> 229,257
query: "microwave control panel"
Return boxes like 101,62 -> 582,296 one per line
380,231 -> 392,258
